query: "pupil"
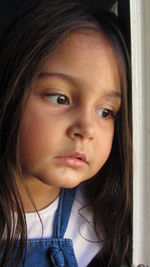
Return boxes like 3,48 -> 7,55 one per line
58,95 -> 66,104
102,110 -> 109,117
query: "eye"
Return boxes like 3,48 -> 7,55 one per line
45,93 -> 69,105
96,108 -> 115,119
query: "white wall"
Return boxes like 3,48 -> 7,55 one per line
130,0 -> 150,266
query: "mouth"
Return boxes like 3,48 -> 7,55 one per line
55,152 -> 88,168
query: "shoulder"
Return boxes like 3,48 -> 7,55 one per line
65,186 -> 102,267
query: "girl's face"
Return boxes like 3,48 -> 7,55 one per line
19,30 -> 121,190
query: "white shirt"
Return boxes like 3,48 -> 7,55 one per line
25,188 -> 102,267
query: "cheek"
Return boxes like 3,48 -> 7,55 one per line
19,106 -> 66,167
19,111 -> 51,165
94,127 -> 114,170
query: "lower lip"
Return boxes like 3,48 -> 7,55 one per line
55,157 -> 87,168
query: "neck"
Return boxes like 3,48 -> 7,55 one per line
16,175 -> 61,213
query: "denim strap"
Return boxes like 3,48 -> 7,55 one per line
53,188 -> 77,239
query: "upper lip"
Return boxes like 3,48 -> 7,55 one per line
56,152 -> 88,163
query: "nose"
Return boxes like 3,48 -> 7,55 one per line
67,113 -> 95,141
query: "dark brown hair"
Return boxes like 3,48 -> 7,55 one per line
0,1 -> 132,266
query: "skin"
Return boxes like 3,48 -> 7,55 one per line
18,30 -> 121,212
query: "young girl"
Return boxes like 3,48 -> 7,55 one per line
0,0 -> 132,266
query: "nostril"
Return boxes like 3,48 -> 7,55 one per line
74,133 -> 82,137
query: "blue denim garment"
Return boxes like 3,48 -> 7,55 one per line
7,188 -> 78,267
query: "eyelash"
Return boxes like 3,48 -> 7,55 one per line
96,108 -> 117,120
45,93 -> 70,105
45,93 -> 117,119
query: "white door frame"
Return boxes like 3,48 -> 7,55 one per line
130,0 -> 150,266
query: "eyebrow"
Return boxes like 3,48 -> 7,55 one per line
38,71 -> 76,85
103,91 -> 121,99
38,71 -> 121,99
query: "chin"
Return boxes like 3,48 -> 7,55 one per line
47,177 -> 85,189
57,176 -> 89,189
55,178 -> 83,189
34,170 -> 89,189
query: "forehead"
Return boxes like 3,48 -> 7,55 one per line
42,29 -> 120,93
